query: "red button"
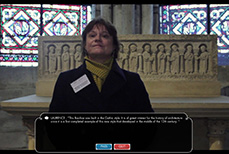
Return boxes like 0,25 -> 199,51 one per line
114,144 -> 131,150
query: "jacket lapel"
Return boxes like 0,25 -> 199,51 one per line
101,60 -> 127,99
74,60 -> 126,107
74,62 -> 101,106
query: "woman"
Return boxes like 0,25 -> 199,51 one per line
47,18 -> 155,151
49,18 -> 153,112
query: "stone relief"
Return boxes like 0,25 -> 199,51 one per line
38,35 -> 217,81
115,41 -> 216,80
44,43 -> 83,76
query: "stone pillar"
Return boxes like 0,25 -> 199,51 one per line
100,4 -> 112,22
153,4 -> 159,34
56,47 -> 62,73
142,4 -> 153,34
180,49 -> 185,74
122,4 -> 134,34
134,5 -> 141,34
194,48 -> 199,74
44,54 -> 48,73
113,4 -> 122,34
91,4 -> 97,19
208,119 -> 227,150
165,48 -> 171,74
70,53 -> 74,70
152,50 -> 157,74
23,117 -> 36,150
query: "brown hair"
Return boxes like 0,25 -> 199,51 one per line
82,17 -> 120,59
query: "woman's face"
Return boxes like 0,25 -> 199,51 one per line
85,24 -> 114,62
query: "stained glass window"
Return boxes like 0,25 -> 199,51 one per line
160,4 -> 208,35
0,4 -> 92,67
210,4 -> 229,66
160,4 -> 229,66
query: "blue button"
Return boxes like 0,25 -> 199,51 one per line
95,144 -> 112,150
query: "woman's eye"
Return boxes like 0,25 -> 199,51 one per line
89,34 -> 96,37
102,34 -> 110,38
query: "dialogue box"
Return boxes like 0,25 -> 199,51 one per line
35,112 -> 193,153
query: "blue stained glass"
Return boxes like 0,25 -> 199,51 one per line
160,4 -> 229,66
210,4 -> 229,65
160,4 -> 208,35
0,4 -> 92,67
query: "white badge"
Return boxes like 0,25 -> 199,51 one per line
70,74 -> 91,93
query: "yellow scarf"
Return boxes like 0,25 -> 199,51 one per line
85,57 -> 113,92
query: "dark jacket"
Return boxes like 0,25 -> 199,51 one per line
49,60 -> 153,112
47,60 -> 155,151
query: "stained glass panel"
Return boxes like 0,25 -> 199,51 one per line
210,4 -> 229,65
0,4 -> 41,66
160,4 -> 208,35
160,4 -> 229,66
0,4 -> 92,67
42,4 -> 81,36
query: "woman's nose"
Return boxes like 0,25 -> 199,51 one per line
95,34 -> 102,42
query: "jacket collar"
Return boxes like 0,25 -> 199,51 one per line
80,59 -> 126,82
76,59 -> 127,105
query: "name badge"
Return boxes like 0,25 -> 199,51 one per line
70,74 -> 91,93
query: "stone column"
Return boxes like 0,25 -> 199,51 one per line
23,117 -> 36,150
113,4 -> 122,34
165,48 -> 171,74
152,50 -> 157,75
180,49 -> 185,74
91,4 -> 97,19
153,4 -> 159,34
194,48 -> 199,74
100,4 -> 112,22
70,53 -> 74,70
122,4 -> 134,34
207,119 -> 227,150
208,52 -> 213,75
44,54 -> 49,74
142,4 -> 153,34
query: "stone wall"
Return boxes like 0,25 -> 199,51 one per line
0,66 -> 37,150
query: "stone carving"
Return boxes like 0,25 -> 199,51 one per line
40,37 -> 84,77
198,44 -> 209,74
129,43 -> 138,73
38,35 -> 218,81
142,43 -> 152,75
37,35 -> 219,97
115,36 -> 217,81
157,44 -> 166,74
61,44 -> 70,72
117,43 -> 129,70
117,42 -> 215,79
169,43 -> 180,75
47,45 -> 57,74
74,44 -> 83,68
184,44 -> 194,75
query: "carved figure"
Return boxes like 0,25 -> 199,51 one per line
184,44 -> 194,74
157,44 -> 166,74
170,44 -> 180,75
48,45 -> 57,74
61,45 -> 70,72
129,43 -> 138,72
198,44 -> 209,74
74,44 -> 83,68
117,44 -> 129,70
142,43 -> 152,74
